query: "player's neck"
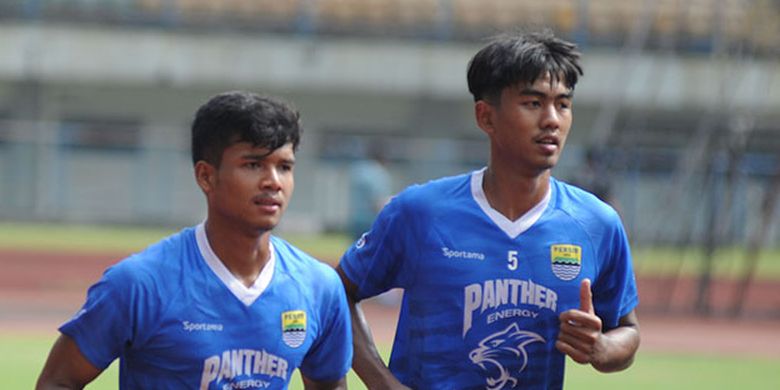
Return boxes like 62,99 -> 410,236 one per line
203,218 -> 272,288
482,167 -> 550,221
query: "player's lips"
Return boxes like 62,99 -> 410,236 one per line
535,135 -> 560,153
535,135 -> 559,145
252,196 -> 283,211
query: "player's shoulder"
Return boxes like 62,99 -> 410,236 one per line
270,236 -> 341,287
395,171 -> 472,207
551,178 -> 621,225
107,226 -> 196,283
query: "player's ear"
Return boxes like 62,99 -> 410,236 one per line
475,100 -> 496,135
194,160 -> 217,194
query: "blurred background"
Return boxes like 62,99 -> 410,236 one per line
2,0 -> 779,315
1,0 -> 777,236
1,1 -> 779,387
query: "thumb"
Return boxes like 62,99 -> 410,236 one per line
579,278 -> 594,314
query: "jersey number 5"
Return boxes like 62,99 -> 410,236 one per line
508,250 -> 519,270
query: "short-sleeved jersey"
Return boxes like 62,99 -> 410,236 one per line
61,224 -> 352,389
340,168 -> 638,389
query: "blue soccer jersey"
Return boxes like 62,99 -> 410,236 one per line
340,168 -> 638,389
60,224 -> 352,389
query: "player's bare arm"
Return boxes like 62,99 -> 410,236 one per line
555,279 -> 641,372
301,375 -> 348,390
36,334 -> 103,390
335,265 -> 410,390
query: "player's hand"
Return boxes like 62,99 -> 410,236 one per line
555,279 -> 605,365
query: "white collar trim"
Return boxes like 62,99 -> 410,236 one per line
470,168 -> 551,239
195,223 -> 275,306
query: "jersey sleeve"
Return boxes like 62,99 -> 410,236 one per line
592,216 -> 639,329
58,264 -> 135,369
299,267 -> 353,381
339,192 -> 417,300
59,259 -> 161,370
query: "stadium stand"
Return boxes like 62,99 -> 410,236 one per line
1,0 -> 776,53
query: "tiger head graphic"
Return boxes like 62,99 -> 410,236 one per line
468,323 -> 545,390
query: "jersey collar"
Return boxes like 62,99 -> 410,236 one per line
470,168 -> 552,239
195,223 -> 275,306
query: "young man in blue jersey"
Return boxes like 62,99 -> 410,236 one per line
37,91 -> 352,389
337,31 -> 640,389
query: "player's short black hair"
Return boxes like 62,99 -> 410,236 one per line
191,91 -> 302,166
467,30 -> 584,103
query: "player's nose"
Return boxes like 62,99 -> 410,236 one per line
540,104 -> 561,130
259,167 -> 283,190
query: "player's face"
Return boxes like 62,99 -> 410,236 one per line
207,142 -> 295,233
481,73 -> 573,175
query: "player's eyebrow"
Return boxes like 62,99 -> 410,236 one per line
241,153 -> 270,161
241,153 -> 296,165
519,88 -> 574,100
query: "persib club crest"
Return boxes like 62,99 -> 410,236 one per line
282,310 -> 306,348
550,244 -> 582,281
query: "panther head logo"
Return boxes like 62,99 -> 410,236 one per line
469,323 -> 545,389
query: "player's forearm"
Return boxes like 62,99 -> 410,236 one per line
301,376 -> 347,390
35,380 -> 77,390
36,335 -> 101,390
591,323 -> 640,373
348,298 -> 406,388
36,373 -> 89,390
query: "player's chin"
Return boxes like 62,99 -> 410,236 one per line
531,160 -> 557,172
249,216 -> 282,232
539,155 -> 560,169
